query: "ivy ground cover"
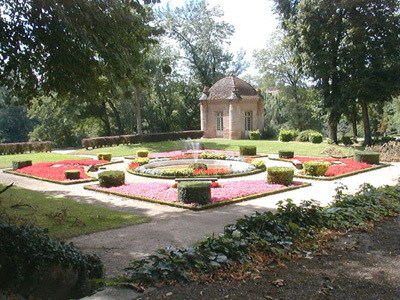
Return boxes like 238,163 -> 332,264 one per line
6,159 -> 108,184
85,180 -> 309,210
291,156 -> 387,179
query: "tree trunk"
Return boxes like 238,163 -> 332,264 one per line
351,104 -> 358,138
101,100 -> 111,136
106,98 -> 124,135
328,110 -> 341,144
134,86 -> 142,135
361,101 -> 372,146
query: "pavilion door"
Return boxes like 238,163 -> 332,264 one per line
216,112 -> 223,137
245,111 -> 252,138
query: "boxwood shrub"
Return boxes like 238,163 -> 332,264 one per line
309,132 -> 323,144
303,161 -> 330,176
279,130 -> 295,142
64,170 -> 81,180
178,182 -> 211,205
249,130 -> 261,140
97,153 -> 112,161
12,160 -> 32,170
239,146 -> 257,156
278,151 -> 294,159
355,151 -> 380,164
267,167 -> 294,185
98,171 -> 125,187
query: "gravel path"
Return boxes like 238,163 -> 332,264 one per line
1,157 -> 399,278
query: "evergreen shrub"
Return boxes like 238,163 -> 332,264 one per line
278,151 -> 294,159
309,132 -> 323,144
98,171 -> 125,187
64,170 -> 81,180
267,167 -> 294,185
303,161 -> 330,176
136,150 -> 148,157
279,130 -> 294,142
354,152 -> 380,164
239,146 -> 257,156
97,153 -> 112,161
249,130 -> 261,140
12,160 -> 32,170
178,182 -> 211,205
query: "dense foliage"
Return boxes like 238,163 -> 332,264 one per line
123,184 -> 400,285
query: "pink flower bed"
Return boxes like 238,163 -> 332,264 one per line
14,159 -> 108,181
292,157 -> 372,177
91,180 -> 302,207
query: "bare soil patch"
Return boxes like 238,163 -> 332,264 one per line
139,216 -> 400,300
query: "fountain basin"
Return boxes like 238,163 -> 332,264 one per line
132,159 -> 261,178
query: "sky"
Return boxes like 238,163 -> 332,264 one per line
155,0 -> 280,76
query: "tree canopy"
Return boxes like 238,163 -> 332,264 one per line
0,0 -> 160,104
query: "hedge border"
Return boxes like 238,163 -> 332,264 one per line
0,141 -> 52,155
3,161 -> 122,185
84,182 -> 311,211
269,157 -> 390,181
81,130 -> 203,150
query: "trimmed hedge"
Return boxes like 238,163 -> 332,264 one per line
97,153 -> 112,161
278,151 -> 294,159
249,130 -> 261,140
303,161 -> 330,176
355,151 -> 380,164
267,167 -> 294,185
239,146 -> 257,156
0,141 -> 52,155
98,171 -> 125,187
309,132 -> 323,144
178,182 -> 211,205
64,170 -> 81,180
136,150 -> 149,157
12,160 -> 32,170
279,130 -> 295,142
81,130 -> 204,149
341,135 -> 353,146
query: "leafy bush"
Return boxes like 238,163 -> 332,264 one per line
178,182 -> 211,205
309,132 -> 323,144
0,223 -> 103,299
123,184 -> 400,285
341,135 -> 353,146
64,170 -> 81,180
239,146 -> 257,156
200,152 -> 227,160
303,161 -> 330,176
97,153 -> 112,161
189,162 -> 208,170
296,130 -> 318,142
136,149 -> 148,157
279,130 -> 294,142
278,150 -> 294,159
12,160 -> 32,170
249,130 -> 261,140
266,167 -> 294,185
0,142 -> 52,155
98,171 -> 125,187
354,151 -> 380,164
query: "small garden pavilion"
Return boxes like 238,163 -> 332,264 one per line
199,74 -> 264,139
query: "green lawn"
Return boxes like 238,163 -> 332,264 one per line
0,152 -> 91,169
0,183 -> 150,240
72,139 -> 361,158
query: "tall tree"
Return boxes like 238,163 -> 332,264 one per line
0,0 -> 160,134
272,0 -> 400,145
158,0 -> 248,87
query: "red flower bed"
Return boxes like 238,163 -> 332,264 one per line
14,159 -> 108,181
292,157 -> 372,177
